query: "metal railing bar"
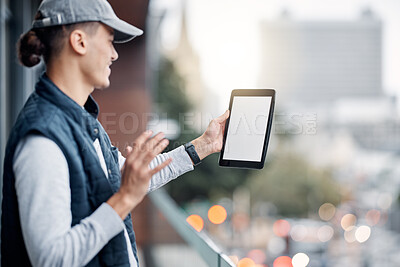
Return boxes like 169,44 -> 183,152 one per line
149,189 -> 235,267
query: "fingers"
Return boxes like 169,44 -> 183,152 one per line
125,146 -> 133,156
215,110 -> 230,123
142,138 -> 169,164
152,138 -> 169,155
132,130 -> 153,151
118,131 -> 172,207
149,158 -> 172,176
127,131 -> 169,165
145,132 -> 165,151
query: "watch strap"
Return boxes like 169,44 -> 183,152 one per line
184,142 -> 201,166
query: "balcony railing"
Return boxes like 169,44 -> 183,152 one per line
149,189 -> 236,267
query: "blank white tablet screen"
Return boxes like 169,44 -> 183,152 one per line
223,96 -> 272,161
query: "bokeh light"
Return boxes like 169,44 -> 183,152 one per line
317,225 -> 334,242
273,256 -> 293,267
344,226 -> 357,243
355,225 -> 371,243
377,193 -> 392,210
208,205 -> 227,224
273,219 -> 291,237
292,253 -> 310,267
365,209 -> 381,226
238,257 -> 256,267
341,214 -> 357,231
247,249 -> 267,264
290,225 -> 307,242
318,203 -> 336,221
186,214 -> 204,232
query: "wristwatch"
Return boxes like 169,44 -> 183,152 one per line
184,142 -> 201,166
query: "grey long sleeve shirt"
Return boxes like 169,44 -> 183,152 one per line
13,134 -> 194,267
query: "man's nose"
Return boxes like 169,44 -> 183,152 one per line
111,45 -> 119,61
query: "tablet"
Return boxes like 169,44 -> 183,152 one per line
219,89 -> 275,169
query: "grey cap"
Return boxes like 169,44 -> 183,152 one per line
32,0 -> 143,43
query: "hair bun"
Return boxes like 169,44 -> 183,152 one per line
17,30 -> 45,67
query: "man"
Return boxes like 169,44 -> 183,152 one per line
1,0 -> 229,266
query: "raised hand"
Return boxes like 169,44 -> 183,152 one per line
107,130 -> 172,219
191,110 -> 230,161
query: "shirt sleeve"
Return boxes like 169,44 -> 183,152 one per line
13,134 -> 125,267
147,145 -> 194,192
118,146 -> 194,193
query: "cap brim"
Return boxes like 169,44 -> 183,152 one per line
102,18 -> 143,43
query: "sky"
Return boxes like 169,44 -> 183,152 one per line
153,0 -> 400,112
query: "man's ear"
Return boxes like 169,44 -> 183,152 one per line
69,29 -> 88,55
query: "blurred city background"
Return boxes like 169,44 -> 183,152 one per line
1,0 -> 400,266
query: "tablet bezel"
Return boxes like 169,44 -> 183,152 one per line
218,89 -> 275,169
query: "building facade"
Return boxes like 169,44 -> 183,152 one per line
258,10 -> 382,107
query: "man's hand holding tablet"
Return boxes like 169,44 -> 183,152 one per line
219,89 -> 275,169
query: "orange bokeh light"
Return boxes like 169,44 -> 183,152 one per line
238,257 -> 256,267
273,256 -> 293,267
273,220 -> 291,237
208,205 -> 227,224
186,214 -> 204,232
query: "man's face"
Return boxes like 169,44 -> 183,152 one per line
82,24 -> 118,90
